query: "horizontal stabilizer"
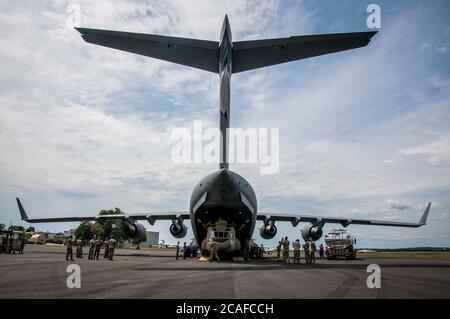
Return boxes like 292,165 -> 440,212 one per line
75,28 -> 219,73
232,31 -> 377,73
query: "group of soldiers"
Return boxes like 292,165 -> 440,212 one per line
175,241 -> 195,260
65,234 -> 117,261
244,242 -> 265,260
277,236 -> 325,264
175,239 -> 221,263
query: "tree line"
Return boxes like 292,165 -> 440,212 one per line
74,208 -> 143,244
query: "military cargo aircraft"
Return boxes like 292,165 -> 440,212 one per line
16,15 -> 431,256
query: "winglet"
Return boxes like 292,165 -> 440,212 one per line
16,197 -> 29,221
419,202 -> 431,225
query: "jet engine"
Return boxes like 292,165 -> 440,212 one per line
170,218 -> 187,238
123,218 -> 147,241
259,220 -> 277,239
301,224 -> 323,241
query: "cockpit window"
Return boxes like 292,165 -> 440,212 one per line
213,231 -> 231,239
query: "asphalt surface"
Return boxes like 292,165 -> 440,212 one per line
1,245 -> 449,298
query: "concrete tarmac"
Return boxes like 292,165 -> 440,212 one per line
1,245 -> 449,298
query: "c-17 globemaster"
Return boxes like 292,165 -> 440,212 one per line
16,15 -> 431,257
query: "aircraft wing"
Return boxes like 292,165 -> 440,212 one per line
75,28 -> 219,73
16,198 -> 190,224
232,31 -> 377,73
256,203 -> 431,228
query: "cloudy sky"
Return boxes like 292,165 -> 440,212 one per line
1,0 -> 449,248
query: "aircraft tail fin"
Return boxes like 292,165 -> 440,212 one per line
419,202 -> 431,225
16,197 -> 29,221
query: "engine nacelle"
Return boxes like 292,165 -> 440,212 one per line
301,224 -> 323,241
123,218 -> 147,241
259,221 -> 277,239
170,220 -> 187,238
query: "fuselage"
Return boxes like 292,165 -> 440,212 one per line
187,16 -> 256,252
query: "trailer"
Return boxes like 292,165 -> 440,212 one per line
324,228 -> 356,260
0,227 -> 25,254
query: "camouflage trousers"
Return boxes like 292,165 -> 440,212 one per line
282,250 -> 289,263
88,247 -> 94,259
293,250 -> 301,263
108,247 -> 115,260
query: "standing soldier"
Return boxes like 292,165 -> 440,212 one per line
103,238 -> 110,259
293,239 -> 301,264
108,239 -> 117,261
277,239 -> 282,262
8,233 -> 14,254
310,238 -> 316,264
304,239 -> 311,264
94,238 -> 103,260
88,237 -> 95,259
176,241 -> 180,260
66,236 -> 74,261
208,239 -> 221,263
183,242 -> 187,259
282,236 -> 290,264
76,239 -> 83,258
319,243 -> 324,259
19,233 -> 25,254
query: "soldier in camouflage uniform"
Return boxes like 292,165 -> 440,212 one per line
8,233 -> 14,254
76,239 -> 83,258
19,233 -> 26,254
276,239 -> 282,261
88,237 -> 95,259
176,241 -> 180,260
293,239 -> 301,264
66,236 -> 74,261
282,236 -> 290,264
103,238 -> 110,259
94,238 -> 103,260
208,239 -> 221,263
108,239 -> 117,261
309,237 -> 316,264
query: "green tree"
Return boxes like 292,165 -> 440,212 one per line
74,221 -> 92,240
111,221 -> 127,242
98,208 -> 126,241
74,208 -> 128,242
90,222 -> 104,239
